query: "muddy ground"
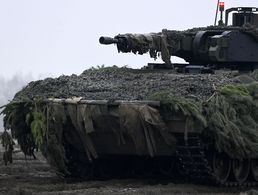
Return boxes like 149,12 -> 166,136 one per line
0,145 -> 257,195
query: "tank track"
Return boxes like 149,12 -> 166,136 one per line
63,132 -> 258,186
175,134 -> 258,187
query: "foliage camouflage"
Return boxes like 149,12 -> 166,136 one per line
149,91 -> 207,132
1,102 -> 36,157
1,102 -> 69,175
149,83 -> 258,159
206,84 -> 258,159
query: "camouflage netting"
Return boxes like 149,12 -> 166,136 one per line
2,67 -> 258,176
13,67 -> 237,101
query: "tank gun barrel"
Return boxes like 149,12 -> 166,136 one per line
99,35 -> 132,54
99,36 -> 119,45
99,32 -> 178,65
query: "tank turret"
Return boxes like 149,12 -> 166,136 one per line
100,7 -> 258,71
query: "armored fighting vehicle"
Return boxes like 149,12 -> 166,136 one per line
2,3 -> 258,187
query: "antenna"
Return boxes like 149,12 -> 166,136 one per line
214,0 -> 220,25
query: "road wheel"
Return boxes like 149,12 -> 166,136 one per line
212,152 -> 231,183
232,159 -> 250,184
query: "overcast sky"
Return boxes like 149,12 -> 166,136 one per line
0,0 -> 257,79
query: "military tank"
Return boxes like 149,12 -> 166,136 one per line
2,3 -> 258,187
